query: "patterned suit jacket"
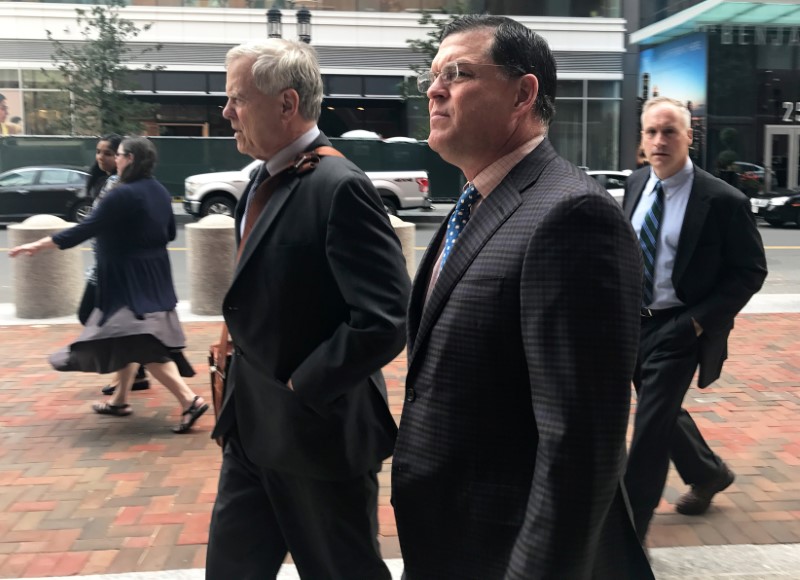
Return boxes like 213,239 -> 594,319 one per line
392,139 -> 654,579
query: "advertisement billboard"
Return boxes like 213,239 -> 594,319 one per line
639,32 -> 708,167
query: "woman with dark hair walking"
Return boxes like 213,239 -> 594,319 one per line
79,134 -> 124,325
10,137 -> 208,434
79,134 -> 151,394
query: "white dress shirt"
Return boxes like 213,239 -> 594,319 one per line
631,157 -> 694,309
240,125 -> 321,237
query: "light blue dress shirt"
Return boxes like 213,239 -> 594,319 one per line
631,158 -> 694,309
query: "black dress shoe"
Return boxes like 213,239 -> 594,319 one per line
101,379 -> 150,395
675,464 -> 735,515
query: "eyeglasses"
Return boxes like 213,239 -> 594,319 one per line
115,152 -> 130,158
416,61 -> 523,93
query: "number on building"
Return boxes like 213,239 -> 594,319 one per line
782,102 -> 800,122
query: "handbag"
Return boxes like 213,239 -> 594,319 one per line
208,145 -> 344,448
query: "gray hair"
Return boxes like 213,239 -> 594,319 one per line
641,96 -> 691,129
226,39 -> 323,122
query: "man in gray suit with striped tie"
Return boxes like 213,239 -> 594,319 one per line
391,14 -> 653,579
623,96 -> 767,542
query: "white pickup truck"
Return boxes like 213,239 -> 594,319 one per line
183,160 -> 430,218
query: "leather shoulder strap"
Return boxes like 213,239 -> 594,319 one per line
292,145 -> 345,176
216,145 -> 347,361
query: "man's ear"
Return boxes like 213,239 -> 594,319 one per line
515,74 -> 538,113
281,89 -> 300,118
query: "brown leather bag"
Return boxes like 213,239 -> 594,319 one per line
208,146 -> 345,447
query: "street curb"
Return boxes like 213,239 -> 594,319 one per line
19,545 -> 800,579
171,206 -> 449,226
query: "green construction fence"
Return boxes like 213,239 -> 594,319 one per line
0,136 -> 464,203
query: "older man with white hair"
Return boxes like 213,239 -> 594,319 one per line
205,39 -> 409,579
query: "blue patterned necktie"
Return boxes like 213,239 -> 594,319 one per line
440,184 -> 480,271
640,180 -> 664,306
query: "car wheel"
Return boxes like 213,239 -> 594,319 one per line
766,218 -> 785,227
795,209 -> 800,229
69,199 -> 93,223
382,197 -> 398,216
200,195 -> 235,218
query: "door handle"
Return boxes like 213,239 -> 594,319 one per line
17,189 -> 29,194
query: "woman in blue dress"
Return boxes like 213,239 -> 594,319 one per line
80,133 -> 151,395
10,137 -> 208,434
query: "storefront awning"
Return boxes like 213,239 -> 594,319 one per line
630,0 -> 800,46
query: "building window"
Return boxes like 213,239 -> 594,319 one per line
550,99 -> 584,168
364,76 -> 403,97
155,72 -> 207,92
327,76 -> 363,97
21,70 -> 63,90
587,99 -> 620,170
23,91 -> 69,135
209,72 -> 226,93
0,70 -> 19,89
549,79 -> 621,170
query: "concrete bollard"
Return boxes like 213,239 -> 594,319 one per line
389,215 -> 416,279
186,214 -> 236,316
8,215 -> 83,319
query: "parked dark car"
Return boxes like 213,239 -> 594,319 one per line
0,166 -> 91,222
750,190 -> 800,227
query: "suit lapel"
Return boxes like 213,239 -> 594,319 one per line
410,181 -> 522,362
624,170 -> 649,219
233,169 -> 256,246
407,216 -> 449,353
672,167 -> 710,285
233,174 -> 300,280
409,140 -> 558,364
231,134 -> 332,282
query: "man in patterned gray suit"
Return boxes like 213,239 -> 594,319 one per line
391,15 -> 654,579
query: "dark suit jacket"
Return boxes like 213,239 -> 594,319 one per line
623,165 -> 767,387
392,139 -> 653,579
212,133 -> 411,481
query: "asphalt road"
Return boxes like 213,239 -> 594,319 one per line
0,220 -> 798,306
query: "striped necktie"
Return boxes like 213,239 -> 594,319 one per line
640,180 -> 664,306
440,184 -> 480,271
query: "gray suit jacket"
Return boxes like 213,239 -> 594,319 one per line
623,165 -> 767,387
392,139 -> 653,579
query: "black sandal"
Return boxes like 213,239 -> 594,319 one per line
172,396 -> 209,434
92,402 -> 133,416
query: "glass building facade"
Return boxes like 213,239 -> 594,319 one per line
13,0 -> 620,17
0,2 -> 626,170
705,27 -> 800,192
631,1 -> 800,192
550,80 -> 622,171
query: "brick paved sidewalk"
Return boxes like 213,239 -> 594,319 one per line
0,314 -> 798,578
